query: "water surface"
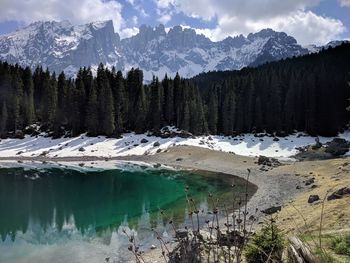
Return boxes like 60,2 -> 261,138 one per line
0,164 -> 255,263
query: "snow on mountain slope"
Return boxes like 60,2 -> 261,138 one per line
0,20 -> 119,73
0,20 -> 310,80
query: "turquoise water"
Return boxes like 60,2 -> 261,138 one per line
0,165 -> 254,263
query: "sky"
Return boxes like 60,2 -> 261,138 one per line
0,0 -> 349,45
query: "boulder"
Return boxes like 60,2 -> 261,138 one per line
150,245 -> 157,250
275,131 -> 287,137
304,178 -> 315,186
327,187 -> 350,201
140,138 -> 148,143
153,141 -> 160,147
261,206 -> 281,215
14,130 -> 24,139
153,163 -> 161,168
258,156 -> 270,165
257,155 -> 281,167
311,137 -> 322,150
308,195 -> 320,203
39,151 -> 49,156
24,125 -> 39,135
177,130 -> 194,139
325,138 -> 350,156
78,147 -> 86,152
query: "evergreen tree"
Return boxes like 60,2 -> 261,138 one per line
97,65 -> 115,136
207,85 -> 218,134
85,82 -> 99,136
162,74 -> 174,125
22,67 -> 35,126
11,69 -> 24,131
0,102 -> 8,137
174,73 -> 182,127
148,77 -> 162,131
222,80 -> 236,135
111,69 -> 125,135
254,97 -> 263,132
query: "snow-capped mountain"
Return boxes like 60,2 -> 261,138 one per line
0,20 -> 310,80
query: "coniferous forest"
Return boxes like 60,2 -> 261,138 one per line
0,43 -> 349,139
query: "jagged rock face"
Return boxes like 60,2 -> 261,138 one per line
0,20 -> 310,80
0,20 -> 120,75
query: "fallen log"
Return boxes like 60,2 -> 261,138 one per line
287,236 -> 319,263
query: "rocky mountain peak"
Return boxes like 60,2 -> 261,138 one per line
0,21 -> 314,81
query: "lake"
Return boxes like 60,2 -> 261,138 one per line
0,163 -> 256,263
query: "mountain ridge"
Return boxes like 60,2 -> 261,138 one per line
0,20 -> 344,80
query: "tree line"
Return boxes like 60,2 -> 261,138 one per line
0,43 -> 349,138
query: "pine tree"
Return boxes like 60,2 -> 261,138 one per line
346,80 -> 350,112
11,70 -> 24,131
111,69 -> 125,135
52,72 -> 68,136
244,75 -> 255,131
267,71 -> 282,132
174,73 -> 182,127
182,103 -> 190,132
254,97 -> 263,132
22,67 -> 35,126
162,74 -> 174,125
48,73 -> 58,129
207,85 -> 218,134
284,74 -> 298,133
148,77 -> 162,131
222,80 -> 236,135
128,69 -> 146,133
40,70 -> 58,129
85,81 -> 99,136
189,83 -> 207,135
97,65 -> 115,136
0,102 -> 8,137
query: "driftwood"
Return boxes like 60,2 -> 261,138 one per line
287,236 -> 319,263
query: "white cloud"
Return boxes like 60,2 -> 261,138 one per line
158,14 -> 172,24
119,27 -> 139,39
155,0 -> 320,20
270,11 -> 346,45
0,0 -> 124,32
126,0 -> 135,5
131,16 -> 138,25
339,0 -> 350,6
155,0 -> 175,9
139,8 -> 150,17
154,0 -> 346,45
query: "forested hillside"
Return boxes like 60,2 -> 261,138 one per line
195,43 -> 350,136
0,44 -> 349,139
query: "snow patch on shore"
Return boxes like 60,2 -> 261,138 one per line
0,160 -> 161,172
0,131 -> 350,159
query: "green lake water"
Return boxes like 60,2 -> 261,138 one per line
0,164 -> 256,263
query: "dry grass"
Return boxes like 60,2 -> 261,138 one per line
273,157 -> 350,234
